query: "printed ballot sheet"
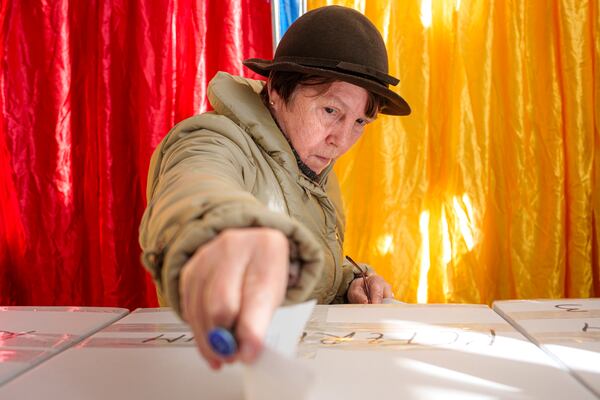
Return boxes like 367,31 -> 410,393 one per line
493,299 -> 600,398
0,302 -> 315,400
0,307 -> 128,385
299,304 -> 597,400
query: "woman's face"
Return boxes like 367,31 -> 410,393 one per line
269,80 -> 374,174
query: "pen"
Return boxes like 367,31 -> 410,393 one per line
208,327 -> 237,357
345,255 -> 371,304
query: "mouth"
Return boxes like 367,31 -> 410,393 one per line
314,155 -> 332,167
306,155 -> 332,173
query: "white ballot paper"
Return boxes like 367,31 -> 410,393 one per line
243,300 -> 317,400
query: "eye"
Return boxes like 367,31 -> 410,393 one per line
356,118 -> 367,126
324,107 -> 336,114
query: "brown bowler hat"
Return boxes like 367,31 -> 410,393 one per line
243,5 -> 411,116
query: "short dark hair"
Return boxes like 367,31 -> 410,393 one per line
260,71 -> 382,119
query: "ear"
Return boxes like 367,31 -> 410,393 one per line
267,80 -> 282,108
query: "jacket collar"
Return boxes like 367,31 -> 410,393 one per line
207,72 -> 333,191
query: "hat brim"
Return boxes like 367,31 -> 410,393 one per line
243,58 -> 411,116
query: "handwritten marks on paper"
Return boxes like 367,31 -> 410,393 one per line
292,305 -> 523,359
299,328 -> 498,350
550,303 -> 600,337
0,331 -> 37,340
554,304 -> 587,312
493,300 -> 600,342
582,323 -> 600,333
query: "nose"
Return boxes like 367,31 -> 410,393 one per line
325,120 -> 355,149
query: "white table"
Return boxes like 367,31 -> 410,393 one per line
1,304 -> 597,399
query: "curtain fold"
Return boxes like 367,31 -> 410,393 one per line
309,0 -> 599,303
0,0 -> 273,308
1,0 -> 597,307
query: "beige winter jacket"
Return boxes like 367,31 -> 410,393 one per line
139,72 -> 361,316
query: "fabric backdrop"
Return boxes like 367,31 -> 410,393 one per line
310,0 -> 600,303
2,0 -> 598,308
0,0 -> 273,308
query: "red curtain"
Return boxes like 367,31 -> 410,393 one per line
0,0 -> 273,308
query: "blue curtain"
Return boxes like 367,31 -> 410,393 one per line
272,0 -> 304,45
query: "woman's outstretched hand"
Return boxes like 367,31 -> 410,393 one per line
179,227 -> 289,370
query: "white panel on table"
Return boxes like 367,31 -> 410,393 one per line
493,298 -> 600,398
300,304 -> 597,399
0,308 -> 241,399
0,306 -> 128,386
1,305 -> 598,400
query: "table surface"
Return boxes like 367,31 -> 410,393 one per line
0,302 -> 598,400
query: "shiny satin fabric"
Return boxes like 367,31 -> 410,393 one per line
309,0 -> 599,303
0,0 -> 273,307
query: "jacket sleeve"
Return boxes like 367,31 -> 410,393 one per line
139,117 -> 324,317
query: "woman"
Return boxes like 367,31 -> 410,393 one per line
139,5 -> 410,370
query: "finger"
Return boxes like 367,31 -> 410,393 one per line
347,279 -> 368,304
236,248 -> 288,363
368,276 -> 385,304
383,283 -> 394,299
187,274 -> 223,369
181,250 -> 223,369
188,309 -> 222,370
237,270 -> 287,363
202,249 -> 246,362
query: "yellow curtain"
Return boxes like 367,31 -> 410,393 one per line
308,0 -> 600,304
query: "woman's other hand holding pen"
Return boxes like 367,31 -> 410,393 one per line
347,272 -> 394,304
179,227 -> 289,370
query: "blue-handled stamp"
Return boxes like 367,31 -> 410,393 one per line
208,328 -> 237,357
